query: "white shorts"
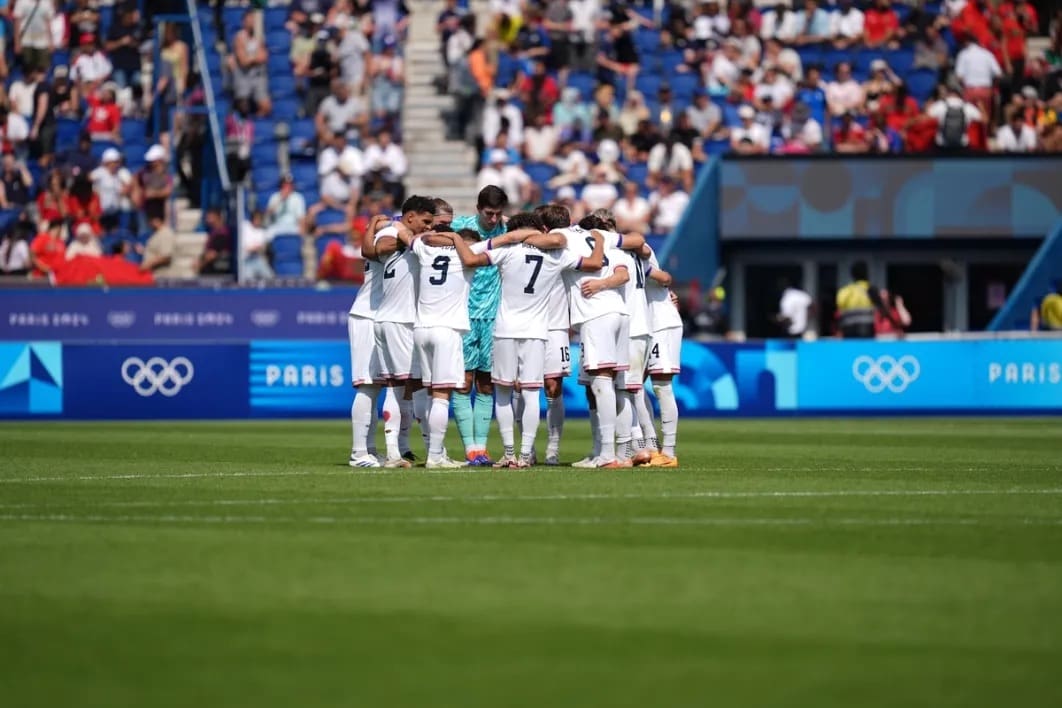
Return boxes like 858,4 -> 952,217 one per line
616,334 -> 650,391
372,321 -> 419,381
348,315 -> 375,386
492,337 -> 545,389
544,330 -> 571,379
648,326 -> 683,375
578,312 -> 626,374
414,326 -> 465,389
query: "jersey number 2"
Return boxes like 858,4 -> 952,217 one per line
429,255 -> 450,285
523,254 -> 543,294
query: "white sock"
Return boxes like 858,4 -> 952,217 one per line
588,407 -> 600,458
494,385 -> 515,453
352,385 -> 379,456
654,381 -> 678,457
514,391 -> 524,440
616,390 -> 634,460
638,388 -> 659,451
520,389 -> 539,457
428,396 -> 449,459
398,396 -> 413,455
546,393 -> 564,457
591,376 -> 617,461
413,388 -> 430,453
382,386 -> 401,460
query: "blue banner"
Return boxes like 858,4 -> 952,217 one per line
0,338 -> 1058,419
0,289 -> 357,342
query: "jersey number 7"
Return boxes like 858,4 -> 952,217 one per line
523,254 -> 543,294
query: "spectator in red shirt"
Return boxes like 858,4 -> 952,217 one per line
67,172 -> 103,235
864,0 -> 902,49
833,112 -> 869,152
317,230 -> 366,283
879,81 -> 921,133
29,221 -> 67,279
36,171 -> 69,225
517,59 -> 561,124
953,0 -> 993,46
85,84 -> 121,142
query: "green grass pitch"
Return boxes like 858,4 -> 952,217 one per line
1,418 -> 1061,708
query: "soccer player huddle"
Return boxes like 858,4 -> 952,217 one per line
346,185 -> 682,470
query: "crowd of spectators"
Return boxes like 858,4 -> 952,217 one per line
209,0 -> 412,280
0,0 -> 198,283
440,0 -> 1061,235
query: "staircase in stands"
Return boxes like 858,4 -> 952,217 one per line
402,0 -> 484,217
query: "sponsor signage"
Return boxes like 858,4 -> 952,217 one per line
0,289 -> 357,341
248,341 -> 351,414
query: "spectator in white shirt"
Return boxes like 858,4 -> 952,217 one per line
265,174 -> 307,236
315,79 -> 369,142
830,0 -> 865,49
66,223 -> 103,259
686,92 -> 723,140
317,132 -> 365,184
70,35 -> 113,88
476,148 -> 531,206
547,140 -> 590,188
90,148 -> 133,229
312,151 -> 361,220
994,109 -> 1039,152
8,74 -> 38,118
649,177 -> 690,235
482,90 -> 524,149
955,38 -> 1002,105
361,129 -> 408,201
761,3 -> 800,43
613,181 -> 651,233
754,65 -> 795,111
707,42 -> 742,92
647,135 -> 695,191
580,165 -> 619,213
927,88 -> 982,149
777,284 -> 814,337
730,105 -> 770,154
779,102 -> 823,152
693,1 -> 731,43
523,111 -> 559,162
826,61 -> 866,117
12,0 -> 56,73
240,209 -> 274,281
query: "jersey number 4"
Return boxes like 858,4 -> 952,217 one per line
429,255 -> 450,285
523,254 -> 543,294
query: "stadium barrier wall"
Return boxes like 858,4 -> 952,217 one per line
2,337 -> 1060,419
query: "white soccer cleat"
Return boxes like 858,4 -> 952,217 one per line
425,456 -> 465,469
571,456 -> 598,468
544,453 -> 561,466
349,454 -> 382,469
384,457 -> 412,469
492,454 -> 519,468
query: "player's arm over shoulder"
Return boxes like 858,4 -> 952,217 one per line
572,230 -> 605,271
616,231 -> 646,251
646,262 -> 673,286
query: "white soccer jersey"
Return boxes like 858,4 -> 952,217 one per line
645,247 -> 683,331
559,227 -> 627,326
489,243 -> 582,340
373,228 -> 416,325
348,256 -> 381,317
546,278 -> 570,332
411,238 -> 488,332
614,249 -> 652,337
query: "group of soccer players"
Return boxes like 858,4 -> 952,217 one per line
346,185 -> 682,470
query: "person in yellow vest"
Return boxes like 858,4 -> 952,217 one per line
835,261 -> 897,338
1030,281 -> 1062,331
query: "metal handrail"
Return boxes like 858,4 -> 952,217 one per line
185,0 -> 231,191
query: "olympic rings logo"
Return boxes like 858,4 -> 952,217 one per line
852,355 -> 920,393
121,357 -> 195,397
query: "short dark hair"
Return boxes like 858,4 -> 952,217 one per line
534,204 -> 570,231
507,212 -> 545,232
401,195 -> 436,216
433,197 -> 453,215
579,214 -> 611,231
851,261 -> 869,281
458,228 -> 480,242
477,185 -> 508,210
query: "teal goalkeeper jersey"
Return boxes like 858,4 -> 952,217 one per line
452,214 -> 506,321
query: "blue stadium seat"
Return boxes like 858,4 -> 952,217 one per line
99,5 -> 114,34
270,234 -> 304,276
905,68 -> 938,103
252,118 -> 276,144
223,6 -> 244,31
264,7 -> 288,31
291,163 -> 318,191
524,162 -> 557,185
289,118 -> 315,145
252,143 -> 279,167
120,118 -> 146,145
267,30 -> 290,49
56,118 -> 83,152
51,51 -> 69,70
626,162 -> 649,187
887,48 -> 916,76
634,28 -> 660,55
252,165 -> 281,193
272,74 -> 297,100
315,234 -> 343,261
659,50 -> 685,75
635,74 -> 663,99
568,72 -> 596,101
315,209 -> 346,227
273,97 -> 299,122
0,209 -> 20,233
91,140 -> 121,162
706,138 -> 731,157
670,73 -> 700,102
268,53 -> 291,75
125,143 -> 147,170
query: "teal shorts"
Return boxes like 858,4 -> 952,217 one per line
462,318 -> 494,372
